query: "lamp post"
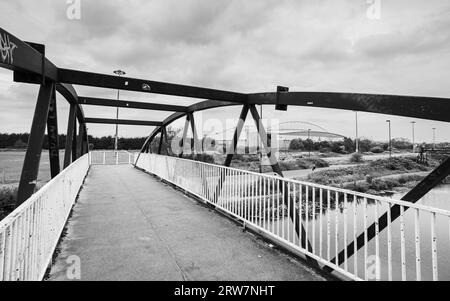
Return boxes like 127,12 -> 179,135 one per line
259,105 -> 263,174
411,121 -> 416,153
432,128 -> 436,149
386,120 -> 391,158
113,70 -> 126,152
308,129 -> 311,157
355,111 -> 359,153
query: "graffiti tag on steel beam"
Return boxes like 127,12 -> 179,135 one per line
0,33 -> 17,64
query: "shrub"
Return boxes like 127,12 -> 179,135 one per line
370,146 -> 384,154
350,152 -> 364,163
289,139 -> 304,150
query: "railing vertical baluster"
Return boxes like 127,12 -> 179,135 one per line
400,206 -> 406,281
263,176 -> 267,230
287,182 -> 291,242
387,203 -> 392,281
272,177 -> 275,234
431,212 -> 438,281
305,185 -> 309,251
363,197 -> 368,281
335,191 -> 339,268
277,178 -> 280,237
232,169 -> 236,214
244,172 -> 247,219
282,180 -> 285,240
319,188 -> 323,258
327,190 -> 331,261
103,152 -> 106,165
299,184 -> 303,249
238,172 -> 241,218
353,195 -> 358,280
414,208 -> 421,281
312,187 -> 316,255
343,193 -> 348,272
374,199 -> 380,281
259,176 -> 262,228
0,229 -> 5,281
293,183 -> 296,245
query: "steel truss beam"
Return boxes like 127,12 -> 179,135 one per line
84,118 -> 162,127
157,128 -> 165,155
72,119 -> 77,162
224,105 -> 250,167
59,68 -> 247,103
46,85 -> 60,178
17,82 -> 55,206
77,123 -> 85,158
79,97 -> 188,112
179,115 -> 191,158
325,157 -> 450,273
189,113 -> 201,154
64,104 -> 77,168
248,92 -> 450,123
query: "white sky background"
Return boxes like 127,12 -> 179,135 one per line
0,0 -> 449,143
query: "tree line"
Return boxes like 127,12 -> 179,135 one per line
289,137 -> 449,153
0,133 -> 147,150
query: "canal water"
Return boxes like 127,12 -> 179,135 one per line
303,184 -> 450,281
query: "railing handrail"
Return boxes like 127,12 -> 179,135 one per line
136,153 -> 450,217
0,154 -> 90,281
0,154 -> 89,232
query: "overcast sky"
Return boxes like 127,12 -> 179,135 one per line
1,0 -> 449,143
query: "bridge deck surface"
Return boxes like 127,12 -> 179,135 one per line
47,165 -> 325,281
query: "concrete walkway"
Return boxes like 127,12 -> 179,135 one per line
47,165 -> 325,281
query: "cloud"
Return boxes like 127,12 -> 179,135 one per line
0,0 -> 449,141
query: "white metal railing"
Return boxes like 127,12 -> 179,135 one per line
89,150 -> 135,165
136,153 -> 450,281
0,154 -> 90,281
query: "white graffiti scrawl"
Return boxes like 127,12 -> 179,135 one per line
0,33 -> 18,65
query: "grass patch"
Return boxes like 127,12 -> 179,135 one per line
0,186 -> 17,221
279,158 -> 329,171
344,174 -> 425,195
307,157 -> 431,187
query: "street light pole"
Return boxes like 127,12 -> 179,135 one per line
355,111 -> 359,153
308,129 -> 311,157
386,120 -> 391,158
411,121 -> 416,153
113,70 -> 126,152
432,128 -> 436,149
259,105 -> 263,174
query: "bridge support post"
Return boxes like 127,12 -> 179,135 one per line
325,156 -> 450,272
64,104 -> 77,168
248,104 -> 319,268
83,123 -> 89,154
157,128 -> 164,155
17,82 -> 55,206
77,123 -> 85,157
46,85 -> 60,178
225,105 -> 249,167
72,119 -> 77,162
161,127 -> 169,155
179,115 -> 191,158
189,113 -> 202,154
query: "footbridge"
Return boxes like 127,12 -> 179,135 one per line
1,27 -> 450,281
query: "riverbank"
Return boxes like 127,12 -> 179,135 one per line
302,157 -> 436,196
